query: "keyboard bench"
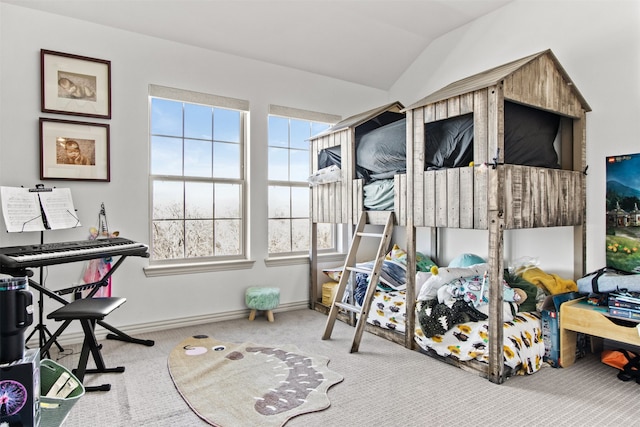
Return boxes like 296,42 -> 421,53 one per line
46,297 -> 127,392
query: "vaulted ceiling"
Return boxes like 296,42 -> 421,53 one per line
2,0 -> 513,90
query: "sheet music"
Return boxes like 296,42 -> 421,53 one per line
0,186 -> 80,232
0,187 -> 46,232
39,188 -> 81,230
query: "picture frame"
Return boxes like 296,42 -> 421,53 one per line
41,49 -> 111,119
40,118 -> 110,182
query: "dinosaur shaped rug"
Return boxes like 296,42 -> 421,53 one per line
168,335 -> 343,426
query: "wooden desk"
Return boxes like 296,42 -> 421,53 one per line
560,298 -> 640,367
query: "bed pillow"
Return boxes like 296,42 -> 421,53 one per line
416,263 -> 489,301
424,114 -> 474,169
385,244 -> 436,272
356,118 -> 406,179
448,253 -> 486,268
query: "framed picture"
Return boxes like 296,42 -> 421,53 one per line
40,118 -> 110,182
41,49 -> 111,119
606,152 -> 640,274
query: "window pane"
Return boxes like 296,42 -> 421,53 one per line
215,219 -> 241,255
311,122 -> 330,136
268,186 -> 290,218
291,187 -> 309,218
268,147 -> 289,180
185,182 -> 213,219
317,223 -> 333,250
268,116 -> 288,148
151,98 -> 183,137
184,103 -> 212,140
151,136 -> 183,176
184,139 -> 212,178
152,220 -> 184,260
291,219 -> 309,251
213,142 -> 240,179
150,91 -> 246,263
153,180 -> 183,219
214,108 -> 240,143
268,219 -> 291,253
185,220 -> 214,257
289,149 -> 309,182
215,183 -> 241,218
290,119 -> 310,150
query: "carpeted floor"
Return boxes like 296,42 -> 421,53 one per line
53,309 -> 638,426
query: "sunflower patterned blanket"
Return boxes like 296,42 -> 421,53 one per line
414,310 -> 545,375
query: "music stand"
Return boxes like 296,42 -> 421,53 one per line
0,184 -> 81,358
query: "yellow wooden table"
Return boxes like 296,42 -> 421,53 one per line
560,297 -> 640,367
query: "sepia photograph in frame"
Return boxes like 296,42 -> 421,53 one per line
41,49 -> 111,119
40,118 -> 110,182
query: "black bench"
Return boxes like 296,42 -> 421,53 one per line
44,297 -> 127,392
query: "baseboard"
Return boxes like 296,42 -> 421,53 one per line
28,300 -> 308,348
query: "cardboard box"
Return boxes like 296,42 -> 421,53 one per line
322,281 -> 339,306
540,292 -> 582,367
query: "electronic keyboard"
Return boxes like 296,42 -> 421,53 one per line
0,237 -> 149,269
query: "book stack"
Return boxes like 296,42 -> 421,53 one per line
608,291 -> 640,321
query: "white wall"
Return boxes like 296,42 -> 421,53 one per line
392,0 -> 640,275
0,3 -> 388,339
2,1 -> 639,340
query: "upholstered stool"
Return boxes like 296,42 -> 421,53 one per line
245,287 -> 280,322
45,297 -> 127,392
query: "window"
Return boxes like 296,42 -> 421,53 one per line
267,105 -> 340,256
148,85 -> 249,267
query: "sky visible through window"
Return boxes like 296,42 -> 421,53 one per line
150,98 -> 243,260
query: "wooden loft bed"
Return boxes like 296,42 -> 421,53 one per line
309,49 -> 591,384
308,101 -> 408,345
403,49 -> 591,383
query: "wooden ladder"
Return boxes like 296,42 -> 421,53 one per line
322,211 -> 394,352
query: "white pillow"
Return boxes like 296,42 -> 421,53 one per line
414,271 -> 432,295
416,263 -> 489,301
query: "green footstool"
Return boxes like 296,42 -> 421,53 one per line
245,287 -> 280,322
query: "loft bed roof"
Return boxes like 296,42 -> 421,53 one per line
311,101 -> 404,138
404,49 -> 591,113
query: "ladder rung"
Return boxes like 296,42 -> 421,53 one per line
335,302 -> 361,314
356,232 -> 384,238
345,266 -> 372,274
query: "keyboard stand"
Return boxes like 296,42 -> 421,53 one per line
27,255 -> 155,355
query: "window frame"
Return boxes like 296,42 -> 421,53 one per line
144,85 -> 252,277
266,105 -> 341,262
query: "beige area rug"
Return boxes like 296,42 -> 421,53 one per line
167,335 -> 343,427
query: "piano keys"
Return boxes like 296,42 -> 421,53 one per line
0,237 -> 149,269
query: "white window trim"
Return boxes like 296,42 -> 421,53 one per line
266,105 -> 341,259
146,85 -> 250,275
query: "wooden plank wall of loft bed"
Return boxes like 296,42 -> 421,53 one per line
404,51 -> 589,383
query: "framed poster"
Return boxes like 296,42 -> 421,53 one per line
41,49 -> 111,119
40,118 -> 110,182
606,152 -> 640,273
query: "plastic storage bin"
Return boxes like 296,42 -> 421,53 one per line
40,359 -> 85,427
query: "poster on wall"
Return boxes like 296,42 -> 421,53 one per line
606,152 -> 640,274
